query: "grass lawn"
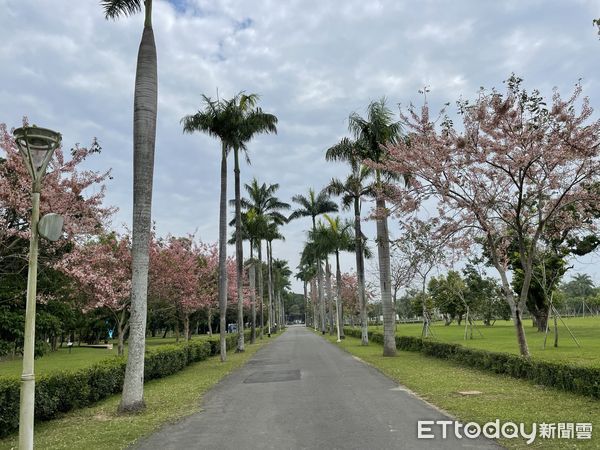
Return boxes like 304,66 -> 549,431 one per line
0,334 -> 227,377
0,333 -> 276,450
323,332 -> 600,449
368,316 -> 600,367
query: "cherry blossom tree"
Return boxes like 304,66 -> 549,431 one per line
57,234 -> 131,355
386,76 -> 600,357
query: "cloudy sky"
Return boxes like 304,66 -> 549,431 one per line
2,0 -> 600,291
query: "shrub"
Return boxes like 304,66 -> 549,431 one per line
343,327 -> 600,399
0,328 -> 259,437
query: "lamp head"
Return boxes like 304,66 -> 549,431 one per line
13,126 -> 62,184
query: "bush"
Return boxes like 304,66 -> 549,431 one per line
343,327 -> 600,399
0,328 -> 258,437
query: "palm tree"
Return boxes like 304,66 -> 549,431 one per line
182,95 -> 239,362
264,220 -> 285,335
229,93 -> 278,352
301,240 -> 326,333
321,215 -> 355,340
289,188 -> 338,334
296,263 -> 316,326
101,0 -> 158,413
348,98 -> 402,356
273,259 -> 292,326
240,179 -> 290,337
325,141 -> 374,345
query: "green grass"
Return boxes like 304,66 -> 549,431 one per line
323,332 -> 600,449
0,334 -> 275,450
0,334 -> 223,377
368,316 -> 600,367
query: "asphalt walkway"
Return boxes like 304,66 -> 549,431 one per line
134,326 -> 499,449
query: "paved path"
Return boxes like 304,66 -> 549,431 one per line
135,326 -> 499,449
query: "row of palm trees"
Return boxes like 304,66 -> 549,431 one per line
295,98 -> 403,357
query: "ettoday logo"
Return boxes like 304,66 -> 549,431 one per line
417,420 -> 593,444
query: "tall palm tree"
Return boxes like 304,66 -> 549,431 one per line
321,215 -> 355,340
273,259 -> 292,327
325,141 -> 374,345
240,179 -> 289,337
289,188 -> 338,334
348,98 -> 402,356
229,93 -> 278,352
264,220 -> 285,335
101,0 -> 158,413
182,95 -> 239,362
296,263 -> 316,326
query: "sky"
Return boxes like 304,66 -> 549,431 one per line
2,0 -> 600,292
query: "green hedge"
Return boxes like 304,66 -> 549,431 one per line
0,330 -> 258,437
343,327 -> 600,399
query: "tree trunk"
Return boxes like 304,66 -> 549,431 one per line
183,314 -> 190,342
335,250 -> 345,339
267,240 -> 273,336
218,141 -> 228,362
511,303 -> 530,357
207,308 -> 213,335
325,258 -> 334,336
233,147 -> 245,352
311,278 -> 317,331
250,244 -> 256,344
376,196 -> 396,356
354,198 -> 368,345
303,281 -> 308,326
117,314 -> 127,357
258,242 -> 264,339
317,262 -> 326,334
119,3 -> 157,413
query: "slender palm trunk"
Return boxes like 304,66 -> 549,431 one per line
218,141 -> 228,362
234,147 -> 245,352
303,281 -> 308,326
313,284 -> 317,328
376,194 -> 396,356
250,243 -> 256,344
183,313 -> 190,342
267,240 -> 273,335
335,250 -> 344,339
120,3 -> 157,413
258,241 -> 264,339
317,261 -> 326,334
207,308 -> 213,335
325,258 -> 334,335
354,198 -> 368,345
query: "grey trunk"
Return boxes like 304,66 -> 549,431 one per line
267,241 -> 273,335
258,241 -> 264,338
354,198 -> 368,345
318,262 -> 326,334
250,244 -> 256,344
325,258 -> 334,335
218,141 -> 228,362
335,250 -> 344,339
119,12 -> 157,413
234,147 -> 244,352
376,196 -> 396,356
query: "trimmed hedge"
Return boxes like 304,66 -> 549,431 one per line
343,327 -> 600,399
0,330 -> 257,437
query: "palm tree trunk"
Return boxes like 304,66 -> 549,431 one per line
267,240 -> 273,336
119,3 -> 157,413
354,198 -> 368,345
258,241 -> 264,339
303,280 -> 308,326
207,308 -> 213,335
234,147 -> 245,352
325,258 -> 334,336
376,195 -> 396,356
311,278 -> 318,331
318,261 -> 326,334
218,141 -> 228,362
335,250 -> 344,339
183,313 -> 190,342
250,243 -> 256,344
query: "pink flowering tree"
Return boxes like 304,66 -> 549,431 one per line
57,234 -> 131,355
385,76 -> 600,357
149,236 -> 205,342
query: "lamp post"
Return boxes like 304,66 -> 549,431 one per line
13,126 -> 62,450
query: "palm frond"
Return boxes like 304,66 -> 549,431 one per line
101,0 -> 142,19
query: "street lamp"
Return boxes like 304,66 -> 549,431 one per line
13,125 -> 62,450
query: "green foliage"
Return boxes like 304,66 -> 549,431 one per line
0,330 -> 253,437
343,327 -> 600,399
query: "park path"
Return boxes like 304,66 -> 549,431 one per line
134,326 -> 499,449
